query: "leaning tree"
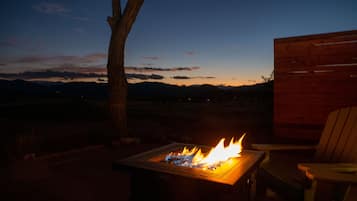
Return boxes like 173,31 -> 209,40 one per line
106,0 -> 144,141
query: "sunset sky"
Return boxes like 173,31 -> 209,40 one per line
0,0 -> 356,86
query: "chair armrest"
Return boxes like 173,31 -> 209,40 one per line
298,163 -> 357,184
251,144 -> 317,151
251,144 -> 316,163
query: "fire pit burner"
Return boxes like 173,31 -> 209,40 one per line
164,135 -> 246,170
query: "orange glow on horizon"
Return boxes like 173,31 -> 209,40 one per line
9,76 -> 261,87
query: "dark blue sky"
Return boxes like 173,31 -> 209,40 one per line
1,0 -> 356,85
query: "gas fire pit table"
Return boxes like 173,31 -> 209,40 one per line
113,142 -> 265,201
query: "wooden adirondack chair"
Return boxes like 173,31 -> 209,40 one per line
252,106 -> 357,201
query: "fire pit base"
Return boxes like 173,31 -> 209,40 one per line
129,170 -> 252,201
113,143 -> 264,201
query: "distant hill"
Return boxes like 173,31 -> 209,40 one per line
0,79 -> 273,103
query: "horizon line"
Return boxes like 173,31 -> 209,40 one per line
0,78 -> 270,88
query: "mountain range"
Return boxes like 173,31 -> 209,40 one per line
0,79 -> 273,103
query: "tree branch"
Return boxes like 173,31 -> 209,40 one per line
119,0 -> 144,36
107,0 -> 122,30
112,0 -> 122,19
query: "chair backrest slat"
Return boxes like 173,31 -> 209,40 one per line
315,109 -> 339,161
315,107 -> 357,162
333,107 -> 357,162
340,116 -> 357,162
323,107 -> 351,161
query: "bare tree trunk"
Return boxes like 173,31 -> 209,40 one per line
106,0 -> 144,141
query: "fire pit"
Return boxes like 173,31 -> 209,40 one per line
113,136 -> 264,201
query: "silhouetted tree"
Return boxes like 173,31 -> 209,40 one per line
106,0 -> 144,141
261,70 -> 274,83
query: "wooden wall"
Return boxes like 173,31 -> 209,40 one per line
274,30 -> 357,140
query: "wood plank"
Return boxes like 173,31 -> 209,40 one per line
275,77 -> 357,89
274,30 -> 357,43
275,41 -> 357,59
323,107 -> 351,161
298,163 -> 357,173
306,166 -> 357,184
298,163 -> 357,183
275,81 -> 357,93
340,118 -> 357,162
274,103 -> 351,124
345,185 -> 357,201
275,64 -> 357,74
275,55 -> 357,69
274,94 -> 356,104
332,107 -> 357,161
251,144 -> 316,151
275,71 -> 357,78
314,109 -> 339,160
351,123 -> 357,162
274,97 -> 357,110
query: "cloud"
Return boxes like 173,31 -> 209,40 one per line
0,37 -> 46,52
1,54 -> 107,76
13,53 -> 107,64
28,65 -> 199,75
142,56 -> 160,60
74,27 -> 85,33
83,53 -> 107,62
6,53 -> 202,75
33,2 -> 69,14
172,76 -> 215,79
2,52 -> 206,82
140,63 -> 154,66
172,76 -> 190,79
0,37 -> 19,47
16,56 -> 74,63
126,73 -> 164,80
51,65 -> 107,74
32,2 -> 88,21
125,66 -> 200,72
0,70 -> 164,81
185,51 -> 195,56
174,66 -> 200,71
0,70 -> 106,80
71,16 -> 89,21
199,76 -> 215,79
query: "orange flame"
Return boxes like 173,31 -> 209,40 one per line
167,134 -> 246,169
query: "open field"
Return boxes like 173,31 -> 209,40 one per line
0,80 -> 274,160
1,98 -> 273,160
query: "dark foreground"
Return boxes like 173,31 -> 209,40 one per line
1,80 -> 278,200
1,144 -> 285,201
1,80 -> 274,160
2,144 -> 159,201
